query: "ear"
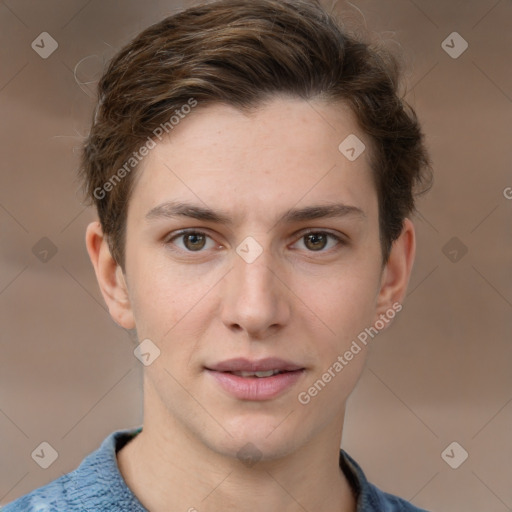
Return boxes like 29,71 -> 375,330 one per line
85,221 -> 135,329
375,217 -> 416,319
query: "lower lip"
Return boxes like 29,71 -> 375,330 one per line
205,369 -> 305,400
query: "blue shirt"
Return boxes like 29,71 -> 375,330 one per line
2,426 -> 430,511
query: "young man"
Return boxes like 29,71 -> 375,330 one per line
3,0 -> 432,510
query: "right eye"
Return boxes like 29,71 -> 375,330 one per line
165,229 -> 219,253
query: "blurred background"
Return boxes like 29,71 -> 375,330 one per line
0,1 -> 511,510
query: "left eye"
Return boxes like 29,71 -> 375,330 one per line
292,231 -> 342,252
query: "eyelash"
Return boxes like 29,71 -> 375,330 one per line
164,228 -> 346,255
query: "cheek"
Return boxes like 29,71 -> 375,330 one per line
294,271 -> 379,414
126,251 -> 219,340
297,262 -> 381,342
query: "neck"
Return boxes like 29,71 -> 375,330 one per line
117,384 -> 356,512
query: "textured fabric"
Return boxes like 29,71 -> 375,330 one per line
2,426 -> 430,511
2,426 -> 145,512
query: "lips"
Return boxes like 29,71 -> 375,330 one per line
205,357 -> 305,400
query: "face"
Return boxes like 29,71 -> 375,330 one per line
93,96 -> 411,461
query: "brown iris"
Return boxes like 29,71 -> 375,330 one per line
183,233 -> 207,251
303,233 -> 328,251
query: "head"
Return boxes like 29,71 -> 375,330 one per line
83,0 -> 431,461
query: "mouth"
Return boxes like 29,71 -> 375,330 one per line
224,369 -> 290,378
205,356 -> 304,373
204,358 -> 305,400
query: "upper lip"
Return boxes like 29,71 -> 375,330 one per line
206,357 -> 304,372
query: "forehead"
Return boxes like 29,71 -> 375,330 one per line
128,96 -> 377,225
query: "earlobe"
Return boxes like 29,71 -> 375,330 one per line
375,218 -> 416,319
85,221 -> 135,329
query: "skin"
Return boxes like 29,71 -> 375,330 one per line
86,96 -> 415,512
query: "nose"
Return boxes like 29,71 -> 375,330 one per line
220,241 -> 291,339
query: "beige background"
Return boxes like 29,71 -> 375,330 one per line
0,0 -> 511,510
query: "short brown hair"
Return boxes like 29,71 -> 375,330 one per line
80,0 -> 432,267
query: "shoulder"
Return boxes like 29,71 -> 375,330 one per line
2,426 -> 144,512
340,449 -> 432,512
364,481 -> 431,512
1,472 -> 82,512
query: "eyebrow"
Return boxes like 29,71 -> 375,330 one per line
145,200 -> 366,226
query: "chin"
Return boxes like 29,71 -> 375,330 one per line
198,412 -> 305,463
213,436 -> 297,465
